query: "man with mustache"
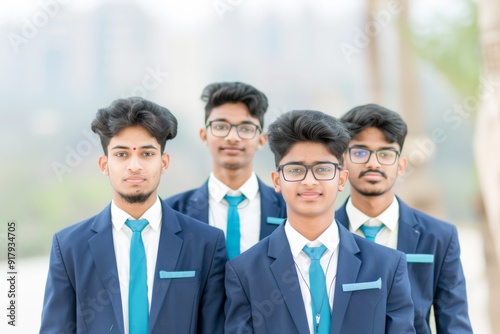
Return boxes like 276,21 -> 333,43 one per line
335,104 -> 472,333
166,82 -> 286,259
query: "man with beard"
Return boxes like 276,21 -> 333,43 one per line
40,97 -> 227,334
335,104 -> 472,334
166,82 -> 286,259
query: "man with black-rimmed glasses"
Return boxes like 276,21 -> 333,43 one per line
336,103 -> 473,334
166,82 -> 286,259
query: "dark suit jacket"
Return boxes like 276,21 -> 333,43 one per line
336,197 -> 472,334
165,177 -> 286,240
225,222 -> 415,334
40,200 -> 227,334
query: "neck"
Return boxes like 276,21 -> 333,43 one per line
213,167 -> 253,190
288,212 -> 334,241
349,191 -> 394,217
114,193 -> 157,220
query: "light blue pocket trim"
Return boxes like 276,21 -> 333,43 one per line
267,217 -> 284,225
406,254 -> 434,263
159,270 -> 196,279
342,277 -> 382,292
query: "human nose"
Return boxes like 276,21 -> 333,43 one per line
127,155 -> 143,171
225,125 -> 240,141
301,167 -> 318,185
365,151 -> 381,167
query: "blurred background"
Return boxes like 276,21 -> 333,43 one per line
1,0 -> 499,332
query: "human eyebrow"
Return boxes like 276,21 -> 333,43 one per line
110,145 -> 158,150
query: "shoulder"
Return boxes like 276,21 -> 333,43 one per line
169,206 -> 222,237
399,198 -> 458,238
228,236 -> 272,271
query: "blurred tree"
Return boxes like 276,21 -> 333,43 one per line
475,0 -> 500,332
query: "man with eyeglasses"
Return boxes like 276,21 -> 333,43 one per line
335,104 -> 472,333
166,82 -> 286,259
224,109 -> 415,333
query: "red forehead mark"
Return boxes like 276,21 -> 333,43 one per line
133,147 -> 136,150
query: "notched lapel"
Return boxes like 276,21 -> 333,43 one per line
396,198 -> 421,254
268,227 -> 309,334
88,209 -> 124,334
331,226 -> 361,334
149,204 -> 184,330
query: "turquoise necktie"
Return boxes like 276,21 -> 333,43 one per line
302,244 -> 330,334
224,194 -> 245,259
359,223 -> 385,242
125,219 -> 149,334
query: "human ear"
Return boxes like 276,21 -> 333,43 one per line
98,155 -> 109,176
271,170 -> 281,193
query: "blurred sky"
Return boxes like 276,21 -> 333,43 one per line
1,0 -> 479,258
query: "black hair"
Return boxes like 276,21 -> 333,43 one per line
267,110 -> 350,166
91,97 -> 177,155
201,82 -> 268,128
340,104 -> 407,150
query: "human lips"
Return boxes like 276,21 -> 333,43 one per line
221,146 -> 243,154
298,191 -> 322,200
124,176 -> 146,184
359,170 -> 386,181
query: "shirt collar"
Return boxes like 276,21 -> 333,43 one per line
111,196 -> 162,232
284,220 -> 340,258
346,196 -> 399,231
208,172 -> 259,202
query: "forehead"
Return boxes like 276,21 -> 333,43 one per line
207,102 -> 259,124
108,126 -> 160,147
350,127 -> 399,150
281,142 -> 337,164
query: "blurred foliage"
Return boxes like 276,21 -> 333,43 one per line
407,0 -> 480,97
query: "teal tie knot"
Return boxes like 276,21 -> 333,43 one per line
224,194 -> 246,207
224,194 -> 245,259
359,224 -> 385,242
126,219 -> 149,233
302,244 -> 328,261
125,218 -> 149,334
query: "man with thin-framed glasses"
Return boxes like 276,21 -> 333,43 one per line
166,82 -> 286,259
336,103 -> 472,333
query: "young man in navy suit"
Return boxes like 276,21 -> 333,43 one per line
166,82 -> 286,259
40,97 -> 226,333
336,104 -> 472,333
225,110 -> 415,333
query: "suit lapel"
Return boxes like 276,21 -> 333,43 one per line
187,182 -> 210,223
258,178 -> 284,238
88,205 -> 125,334
396,198 -> 421,254
330,224 -> 361,334
268,226 -> 309,334
149,203 -> 183,330
334,201 -> 350,230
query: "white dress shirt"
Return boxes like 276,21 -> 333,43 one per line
346,196 -> 400,249
284,220 -> 339,334
207,172 -> 261,253
111,196 -> 162,334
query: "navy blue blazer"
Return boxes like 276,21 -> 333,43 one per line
40,200 -> 227,334
336,197 -> 472,334
165,177 -> 286,240
225,222 -> 416,334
